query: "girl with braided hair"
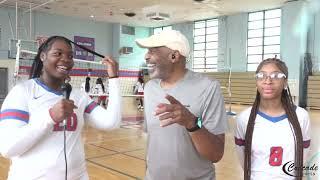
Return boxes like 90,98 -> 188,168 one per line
234,58 -> 311,180
0,36 -> 121,180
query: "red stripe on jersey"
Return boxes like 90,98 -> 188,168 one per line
235,137 -> 245,146
0,109 -> 29,123
84,101 -> 98,113
303,140 -> 311,148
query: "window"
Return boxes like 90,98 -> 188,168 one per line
121,25 -> 135,35
193,19 -> 218,72
153,25 -> 172,34
247,9 -> 281,71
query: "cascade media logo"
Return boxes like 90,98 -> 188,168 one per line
282,152 -> 319,179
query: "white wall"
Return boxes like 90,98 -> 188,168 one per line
0,7 -> 115,60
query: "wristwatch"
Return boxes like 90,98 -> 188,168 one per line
186,117 -> 202,132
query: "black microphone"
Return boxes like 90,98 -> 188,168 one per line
61,83 -> 72,126
61,83 -> 72,100
61,82 -> 72,180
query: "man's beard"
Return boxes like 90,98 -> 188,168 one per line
149,65 -> 170,80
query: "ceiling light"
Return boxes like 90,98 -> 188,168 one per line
146,12 -> 170,21
124,12 -> 136,17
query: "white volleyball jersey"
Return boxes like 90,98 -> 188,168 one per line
234,106 -> 311,180
93,84 -> 105,95
235,107 -> 310,180
134,82 -> 144,93
0,78 -> 121,180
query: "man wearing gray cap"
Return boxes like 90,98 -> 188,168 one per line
136,30 -> 227,180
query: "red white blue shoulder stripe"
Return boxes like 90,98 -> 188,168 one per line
0,109 -> 29,123
84,101 -> 98,114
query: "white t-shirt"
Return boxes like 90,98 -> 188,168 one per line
144,70 -> 228,180
0,78 -> 121,180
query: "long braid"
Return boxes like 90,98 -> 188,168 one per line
29,44 -> 45,79
244,58 -> 304,180
282,87 -> 304,179
85,77 -> 91,93
244,92 -> 260,180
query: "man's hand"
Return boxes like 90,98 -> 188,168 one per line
154,94 -> 196,128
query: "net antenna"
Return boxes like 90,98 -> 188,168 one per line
218,66 -> 236,116
225,66 -> 236,116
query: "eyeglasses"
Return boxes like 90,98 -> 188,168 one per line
255,72 -> 286,81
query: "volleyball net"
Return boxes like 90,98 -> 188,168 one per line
11,39 -> 146,97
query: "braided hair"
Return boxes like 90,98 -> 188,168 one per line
29,36 -> 72,79
85,76 -> 91,93
244,58 -> 303,180
96,78 -> 105,93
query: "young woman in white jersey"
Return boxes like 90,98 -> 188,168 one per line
0,36 -> 121,180
81,76 -> 91,93
95,77 -> 108,108
133,77 -> 144,110
235,58 -> 311,180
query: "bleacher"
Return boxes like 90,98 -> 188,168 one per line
307,72 -> 320,109
206,72 -> 256,105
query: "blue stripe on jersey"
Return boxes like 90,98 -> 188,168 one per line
84,101 -> 98,114
0,109 -> 29,123
257,111 -> 288,123
34,78 -> 63,96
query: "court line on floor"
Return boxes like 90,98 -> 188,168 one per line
120,148 -> 144,154
86,152 -> 119,160
121,153 -> 145,161
89,144 -> 120,153
89,143 -> 121,153
88,143 -> 146,160
87,159 -> 140,180
86,135 -> 143,144
89,144 -> 143,153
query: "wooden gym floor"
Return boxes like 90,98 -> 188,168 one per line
0,104 -> 319,180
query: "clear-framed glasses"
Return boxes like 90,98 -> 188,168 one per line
255,72 -> 287,81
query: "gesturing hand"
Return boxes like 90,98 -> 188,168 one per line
49,99 -> 77,123
154,94 -> 197,128
101,56 -> 119,78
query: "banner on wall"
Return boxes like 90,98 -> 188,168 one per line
74,36 -> 95,61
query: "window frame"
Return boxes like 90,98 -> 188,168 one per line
193,18 -> 219,72
247,8 -> 281,71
